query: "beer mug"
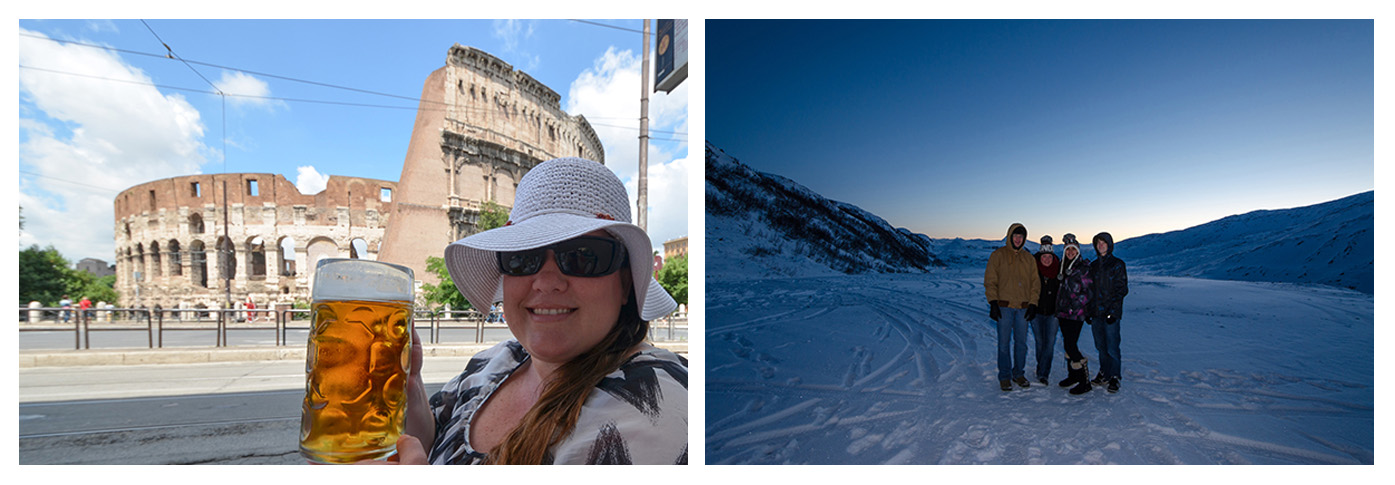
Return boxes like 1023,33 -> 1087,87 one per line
300,259 -> 414,464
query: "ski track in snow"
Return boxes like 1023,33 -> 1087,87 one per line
704,272 -> 1373,465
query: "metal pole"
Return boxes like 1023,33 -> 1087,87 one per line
638,19 -> 650,232
222,180 -> 231,309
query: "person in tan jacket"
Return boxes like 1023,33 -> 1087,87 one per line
984,222 -> 1040,391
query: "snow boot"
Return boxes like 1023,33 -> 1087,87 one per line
1090,372 -> 1108,386
1000,380 -> 1012,392
1013,376 -> 1031,388
1107,377 -> 1120,393
1069,360 -> 1093,395
1059,358 -> 1084,388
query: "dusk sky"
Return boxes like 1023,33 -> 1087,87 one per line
707,20 -> 1374,242
16,19 -> 689,262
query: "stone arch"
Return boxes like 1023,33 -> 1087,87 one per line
149,241 -> 162,278
277,236 -> 297,277
189,240 -> 208,288
134,243 -> 145,282
168,239 -> 183,276
245,236 -> 267,279
216,236 -> 236,282
306,237 -> 340,288
189,213 -> 204,234
349,237 -> 368,259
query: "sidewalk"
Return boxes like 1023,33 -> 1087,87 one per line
18,341 -> 688,368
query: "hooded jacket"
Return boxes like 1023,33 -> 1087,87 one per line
1087,232 -> 1128,321
984,223 -> 1040,309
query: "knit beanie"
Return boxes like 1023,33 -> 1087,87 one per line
1038,235 -> 1054,255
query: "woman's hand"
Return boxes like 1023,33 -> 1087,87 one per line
346,435 -> 428,465
402,325 -> 434,447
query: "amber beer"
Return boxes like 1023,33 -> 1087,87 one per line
300,260 -> 414,464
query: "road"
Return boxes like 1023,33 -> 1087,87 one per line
18,357 -> 469,464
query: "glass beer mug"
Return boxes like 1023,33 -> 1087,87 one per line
300,259 -> 414,464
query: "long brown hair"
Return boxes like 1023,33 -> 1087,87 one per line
485,281 -> 650,464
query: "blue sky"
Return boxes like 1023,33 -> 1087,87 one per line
707,20 -> 1373,242
16,19 -> 689,262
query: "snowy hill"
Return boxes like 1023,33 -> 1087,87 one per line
706,142 -> 944,279
1115,191 -> 1373,293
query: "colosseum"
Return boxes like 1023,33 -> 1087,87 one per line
112,44 -> 604,309
114,173 -> 396,311
376,44 -> 605,283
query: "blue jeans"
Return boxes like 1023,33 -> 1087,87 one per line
1091,318 -> 1121,379
996,307 -> 1029,381
1030,314 -> 1058,380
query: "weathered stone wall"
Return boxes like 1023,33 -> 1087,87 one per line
377,45 -> 605,285
113,173 -> 397,310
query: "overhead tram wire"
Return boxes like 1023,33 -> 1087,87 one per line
20,65 -> 689,142
20,29 -> 687,138
568,19 -> 653,36
18,170 -> 123,195
18,66 -> 426,112
140,19 -> 234,309
18,31 -> 450,111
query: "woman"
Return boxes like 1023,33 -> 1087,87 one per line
1054,234 -> 1093,395
1031,236 -> 1060,385
396,157 -> 686,464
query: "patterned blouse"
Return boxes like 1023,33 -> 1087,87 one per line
426,340 -> 688,464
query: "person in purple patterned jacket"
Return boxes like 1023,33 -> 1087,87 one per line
1053,234 -> 1094,395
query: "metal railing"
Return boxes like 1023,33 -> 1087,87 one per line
19,306 -> 688,350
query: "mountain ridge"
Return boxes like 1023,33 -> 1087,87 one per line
705,142 -> 1372,293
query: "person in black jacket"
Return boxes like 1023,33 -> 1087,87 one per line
1087,232 -> 1128,393
1031,235 -> 1061,385
1054,234 -> 1094,395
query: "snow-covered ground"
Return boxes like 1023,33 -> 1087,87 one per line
704,270 -> 1373,465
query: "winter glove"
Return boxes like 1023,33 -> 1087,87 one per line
1106,315 -> 1118,325
1025,304 -> 1038,321
989,301 -> 1001,321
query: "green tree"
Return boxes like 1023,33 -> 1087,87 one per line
655,254 -> 688,307
69,271 -> 119,305
421,201 -> 510,310
421,256 -> 469,310
479,200 -> 509,230
19,244 -> 75,305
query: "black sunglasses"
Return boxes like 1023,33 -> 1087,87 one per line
496,236 -> 628,278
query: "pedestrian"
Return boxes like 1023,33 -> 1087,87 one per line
1054,234 -> 1094,394
245,296 -> 256,322
1087,232 -> 1129,393
59,295 -> 72,323
984,223 -> 1040,391
1031,235 -> 1060,385
387,157 -> 686,465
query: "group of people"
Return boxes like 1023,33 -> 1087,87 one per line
58,295 -> 93,323
984,223 -> 1129,394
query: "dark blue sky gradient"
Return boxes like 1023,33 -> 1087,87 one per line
707,20 -> 1374,241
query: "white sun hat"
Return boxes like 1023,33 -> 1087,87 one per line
443,157 -> 678,321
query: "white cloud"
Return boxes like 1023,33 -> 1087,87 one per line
623,155 -> 691,253
566,47 -> 690,252
214,70 -> 281,110
84,20 -> 119,34
492,19 -> 540,72
295,166 -> 331,195
18,28 -> 210,261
